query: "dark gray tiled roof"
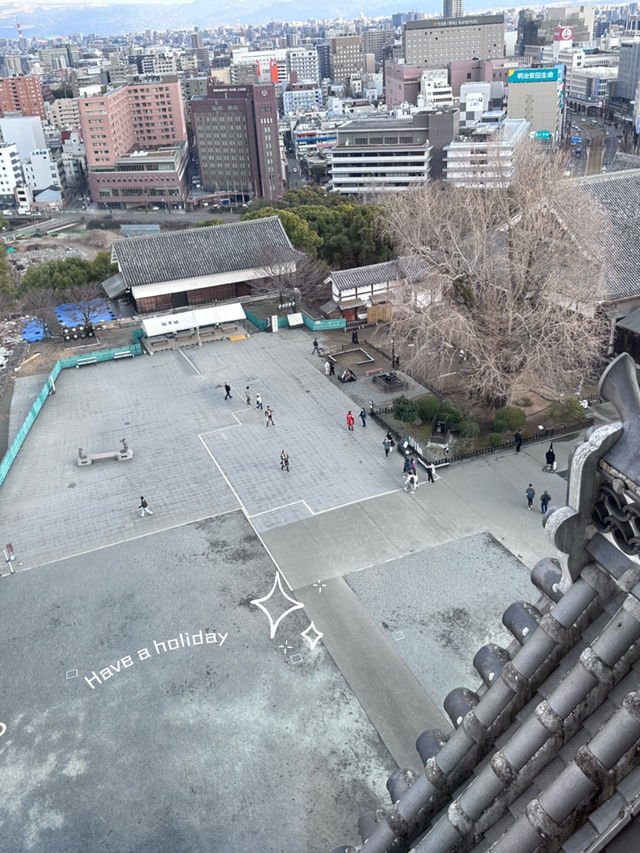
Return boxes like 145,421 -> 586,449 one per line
608,152 -> 640,172
333,353 -> 640,853
112,216 -> 296,289
579,170 -> 640,301
330,256 -> 431,293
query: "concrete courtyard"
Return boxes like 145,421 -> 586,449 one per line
0,328 -> 583,851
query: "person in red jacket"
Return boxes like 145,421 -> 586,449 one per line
346,411 -> 355,431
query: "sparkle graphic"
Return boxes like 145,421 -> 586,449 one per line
250,571 -> 304,639
277,640 -> 294,655
313,581 -> 327,594
301,621 -> 323,649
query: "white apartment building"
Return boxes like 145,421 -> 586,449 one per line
231,47 -> 289,84
330,117 -> 431,195
22,149 -> 64,191
444,115 -> 530,188
418,69 -> 454,109
287,48 -> 320,83
283,87 -> 323,116
0,142 -> 22,199
49,97 -> 82,131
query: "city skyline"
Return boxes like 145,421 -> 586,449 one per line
0,0 -> 532,39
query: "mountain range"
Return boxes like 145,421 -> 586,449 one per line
1,0 -> 497,39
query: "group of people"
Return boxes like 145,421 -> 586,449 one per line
525,483 -> 551,514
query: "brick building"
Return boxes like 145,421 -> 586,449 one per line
0,75 -> 46,120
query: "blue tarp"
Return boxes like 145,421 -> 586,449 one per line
22,300 -> 116,341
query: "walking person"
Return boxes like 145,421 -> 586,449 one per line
139,496 -> 153,517
224,382 -> 232,400
545,443 -> 556,471
383,437 -> 391,458
515,430 -> 523,453
280,450 -> 290,471
329,360 -> 335,376
255,393 -> 263,410
245,386 -> 251,406
352,328 -> 359,345
540,490 -> 551,514
404,471 -> 418,493
324,360 -> 331,376
359,409 -> 367,428
410,457 -> 417,476
427,462 -> 435,483
403,456 -> 412,475
526,484 -> 535,510
346,411 -> 355,431
312,338 -> 320,355
265,406 -> 275,427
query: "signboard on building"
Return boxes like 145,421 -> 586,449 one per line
553,26 -> 574,42
508,68 -> 559,83
533,130 -> 552,139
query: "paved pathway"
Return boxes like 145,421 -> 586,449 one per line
0,327 -> 582,773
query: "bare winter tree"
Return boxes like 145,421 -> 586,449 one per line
20,287 -> 61,339
62,281 -> 109,328
384,144 -> 609,406
252,249 -> 331,309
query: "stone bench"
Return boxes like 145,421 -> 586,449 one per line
77,446 -> 134,466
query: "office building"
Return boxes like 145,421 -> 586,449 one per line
419,69 -> 454,109
443,0 -> 463,18
506,66 -> 564,142
404,15 -> 505,68
330,37 -> 365,87
22,149 -> 64,192
618,40 -> 640,100
317,44 -> 331,81
444,114 -> 530,187
191,83 -> 282,201
330,116 -> 431,195
0,76 -> 46,121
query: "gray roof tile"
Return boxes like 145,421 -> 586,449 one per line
334,353 -> 640,853
330,256 -> 431,293
579,171 -> 640,301
112,216 -> 296,289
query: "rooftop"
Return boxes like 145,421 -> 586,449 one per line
334,352 -> 640,852
112,216 -> 296,289
330,257 -> 431,292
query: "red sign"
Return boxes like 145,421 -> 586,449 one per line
554,26 -> 574,41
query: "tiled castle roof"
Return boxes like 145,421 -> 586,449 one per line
330,257 -> 431,293
579,171 -> 640,301
112,216 -> 297,289
333,353 -> 640,853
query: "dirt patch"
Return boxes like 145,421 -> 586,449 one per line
8,324 -> 137,379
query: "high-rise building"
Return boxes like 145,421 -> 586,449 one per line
0,114 -> 46,160
506,66 -> 564,143
191,83 -> 282,201
317,44 -> 331,81
330,36 -> 365,86
0,76 -> 46,121
404,15 -> 505,68
79,77 -> 188,207
287,47 -> 320,83
190,32 -> 204,50
443,0 -> 463,18
49,97 -> 81,131
362,28 -> 395,66
617,40 -> 640,100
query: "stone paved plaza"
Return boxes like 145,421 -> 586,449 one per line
0,328 -> 583,851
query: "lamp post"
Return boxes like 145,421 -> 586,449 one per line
391,338 -> 395,369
